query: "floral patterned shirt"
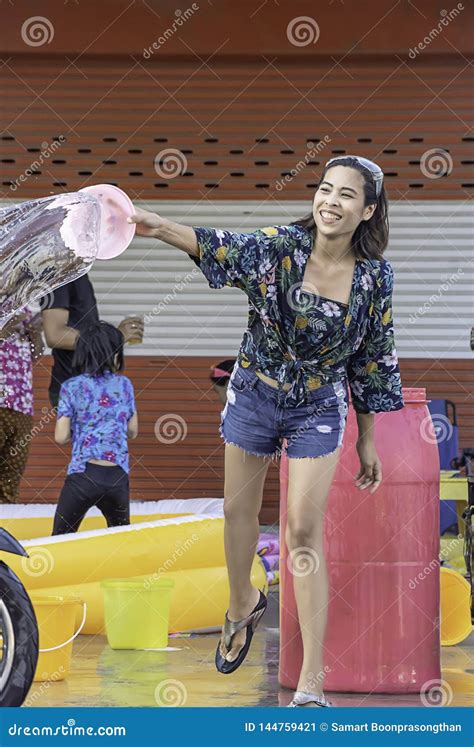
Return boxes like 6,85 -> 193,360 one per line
0,308 -> 34,417
191,223 -> 404,413
57,372 -> 136,475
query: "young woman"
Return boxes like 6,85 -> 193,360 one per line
53,321 -> 138,535
128,155 -> 404,707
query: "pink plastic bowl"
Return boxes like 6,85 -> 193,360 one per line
79,184 -> 136,260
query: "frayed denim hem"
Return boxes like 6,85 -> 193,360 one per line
286,444 -> 343,460
218,423 -> 280,462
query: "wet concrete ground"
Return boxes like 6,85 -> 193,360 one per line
26,587 -> 474,708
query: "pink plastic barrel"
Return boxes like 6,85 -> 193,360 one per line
279,387 -> 441,693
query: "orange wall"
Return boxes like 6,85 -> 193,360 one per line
2,57 -> 471,200
2,0 -> 472,57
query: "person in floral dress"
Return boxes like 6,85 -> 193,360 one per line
127,155 -> 404,708
0,309 -> 43,502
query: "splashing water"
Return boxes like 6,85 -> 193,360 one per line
0,192 -> 100,327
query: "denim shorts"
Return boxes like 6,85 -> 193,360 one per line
220,364 -> 349,460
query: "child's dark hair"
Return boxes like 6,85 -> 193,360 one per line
72,320 -> 124,376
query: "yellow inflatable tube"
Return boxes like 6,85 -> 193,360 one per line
0,499 -> 271,634
0,499 -> 215,540
0,513 -> 190,541
6,515 -> 225,590
36,559 -> 268,634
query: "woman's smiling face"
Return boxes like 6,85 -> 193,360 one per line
312,165 -> 376,238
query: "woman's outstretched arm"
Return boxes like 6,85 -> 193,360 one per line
127,206 -> 199,257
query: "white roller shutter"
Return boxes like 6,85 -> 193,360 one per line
3,199 -> 472,359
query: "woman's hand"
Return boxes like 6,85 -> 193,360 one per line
354,438 -> 382,493
127,206 -> 165,238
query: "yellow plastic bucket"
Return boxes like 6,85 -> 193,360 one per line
30,595 -> 86,682
440,567 -> 473,646
101,577 -> 174,649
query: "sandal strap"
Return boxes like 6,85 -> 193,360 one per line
222,593 -> 266,651
290,690 -> 331,707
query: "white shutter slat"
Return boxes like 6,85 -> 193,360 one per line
2,199 -> 472,360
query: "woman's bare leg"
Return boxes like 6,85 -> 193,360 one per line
219,443 -> 272,662
285,447 -> 342,703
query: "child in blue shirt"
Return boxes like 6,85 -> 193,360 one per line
52,321 -> 138,534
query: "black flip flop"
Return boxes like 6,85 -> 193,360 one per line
215,589 -> 267,674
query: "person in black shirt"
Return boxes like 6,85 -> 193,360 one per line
42,274 -> 143,408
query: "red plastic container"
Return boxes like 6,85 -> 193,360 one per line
279,387 -> 441,693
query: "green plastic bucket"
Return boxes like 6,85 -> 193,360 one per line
101,576 -> 175,650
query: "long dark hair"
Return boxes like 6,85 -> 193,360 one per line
72,320 -> 124,376
290,156 -> 389,260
